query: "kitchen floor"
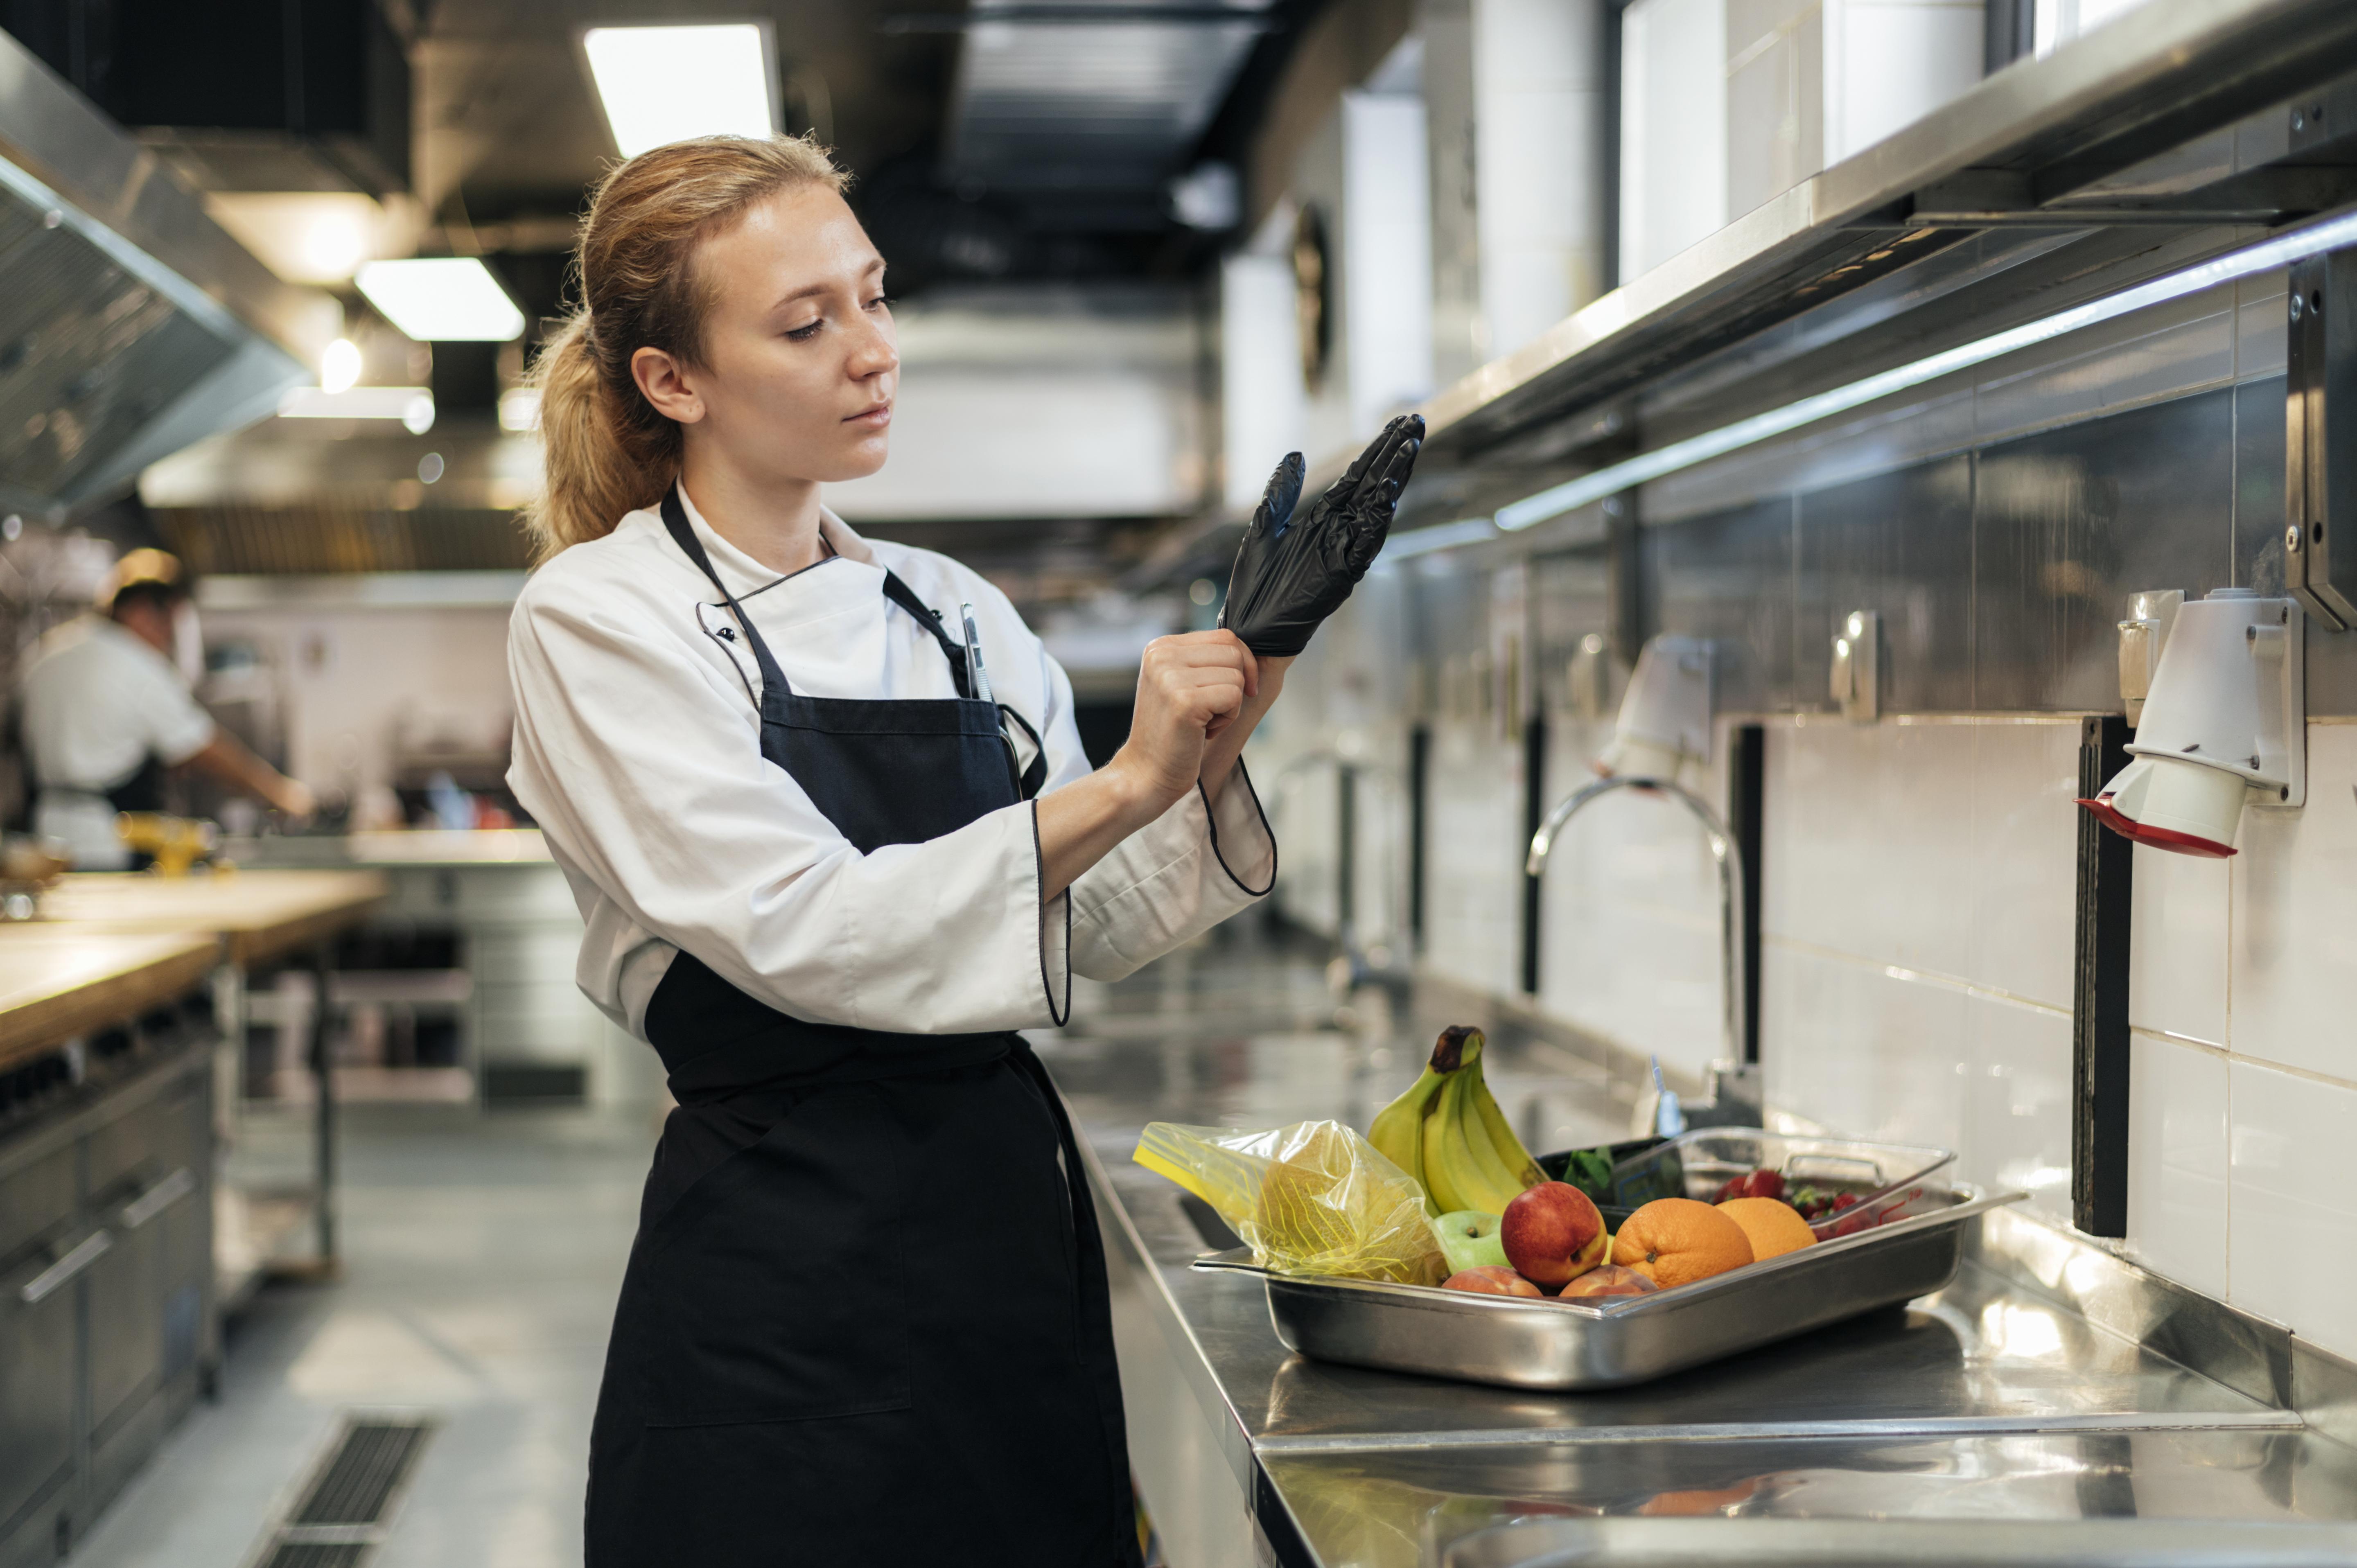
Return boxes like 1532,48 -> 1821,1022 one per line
75,927 -> 1347,1568
75,1102 -> 660,1568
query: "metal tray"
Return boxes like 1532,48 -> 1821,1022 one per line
1597,1127 -> 1957,1238
1193,1184 -> 2024,1391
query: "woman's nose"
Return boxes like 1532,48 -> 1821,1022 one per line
849,320 -> 898,381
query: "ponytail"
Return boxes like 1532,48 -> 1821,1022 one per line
522,134 -> 848,561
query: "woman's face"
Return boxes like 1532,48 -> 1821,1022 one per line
648,183 -> 898,484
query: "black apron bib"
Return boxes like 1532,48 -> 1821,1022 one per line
584,491 -> 1136,1568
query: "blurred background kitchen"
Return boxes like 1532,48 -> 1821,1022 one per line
3,0 -> 2357,1564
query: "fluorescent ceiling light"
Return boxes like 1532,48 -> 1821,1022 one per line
582,24 -> 776,158
498,387 -> 541,433
279,386 -> 436,434
356,259 -> 526,342
1493,205 -> 2357,533
319,338 -> 361,394
1379,517 -> 1497,562
205,192 -> 387,284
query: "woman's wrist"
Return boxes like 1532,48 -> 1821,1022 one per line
1103,747 -> 1190,823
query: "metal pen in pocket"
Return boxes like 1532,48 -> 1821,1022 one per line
959,602 -> 994,706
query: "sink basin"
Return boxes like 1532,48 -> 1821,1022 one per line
1444,1517 -> 2357,1567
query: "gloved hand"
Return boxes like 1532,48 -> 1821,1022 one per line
1220,413 -> 1423,657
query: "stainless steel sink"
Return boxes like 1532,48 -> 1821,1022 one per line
1444,1517 -> 2357,1567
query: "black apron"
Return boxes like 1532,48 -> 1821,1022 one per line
585,490 -> 1138,1568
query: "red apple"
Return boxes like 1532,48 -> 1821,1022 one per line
1556,1265 -> 1659,1300
1442,1265 -> 1544,1298
1501,1181 -> 1607,1288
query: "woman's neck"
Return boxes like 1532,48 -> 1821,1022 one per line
677,447 -> 826,575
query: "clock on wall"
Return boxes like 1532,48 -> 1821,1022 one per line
1293,202 -> 1330,390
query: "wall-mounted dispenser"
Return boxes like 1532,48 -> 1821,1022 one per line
1568,633 -> 1611,721
1596,636 -> 1713,778
1831,610 -> 1880,721
2116,589 -> 2184,727
2079,589 -> 2304,857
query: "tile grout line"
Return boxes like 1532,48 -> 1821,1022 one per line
1761,933 -> 2072,1019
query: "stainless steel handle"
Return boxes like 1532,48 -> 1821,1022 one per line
121,1167 -> 195,1230
20,1232 -> 111,1305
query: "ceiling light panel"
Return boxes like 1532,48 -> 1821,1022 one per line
582,24 -> 777,158
355,259 -> 526,342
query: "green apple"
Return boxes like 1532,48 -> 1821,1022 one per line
1435,1210 -> 1509,1277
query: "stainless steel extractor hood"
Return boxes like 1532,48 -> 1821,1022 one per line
0,27 -> 336,518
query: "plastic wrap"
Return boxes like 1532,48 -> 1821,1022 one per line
1134,1119 -> 1444,1284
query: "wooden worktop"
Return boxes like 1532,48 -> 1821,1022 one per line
30,869 -> 388,968
0,930 -> 221,1072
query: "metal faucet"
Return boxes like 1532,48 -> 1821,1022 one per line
1525,775 -> 1757,1124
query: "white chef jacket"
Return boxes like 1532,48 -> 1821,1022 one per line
18,614 -> 217,870
505,492 -> 1277,1040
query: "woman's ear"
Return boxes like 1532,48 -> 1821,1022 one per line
631,345 -> 704,424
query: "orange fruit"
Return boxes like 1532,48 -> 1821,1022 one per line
1610,1198 -> 1753,1288
1716,1196 -> 1816,1260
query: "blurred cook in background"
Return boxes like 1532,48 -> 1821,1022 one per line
18,548 -> 313,869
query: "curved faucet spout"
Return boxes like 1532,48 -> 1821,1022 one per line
1525,774 -> 1748,1068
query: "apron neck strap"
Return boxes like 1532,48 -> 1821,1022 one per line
659,485 -> 975,701
878,571 -> 977,700
661,485 -> 793,699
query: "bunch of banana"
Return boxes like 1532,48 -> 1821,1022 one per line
1367,1025 -> 1547,1216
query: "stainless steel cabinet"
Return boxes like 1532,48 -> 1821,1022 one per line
0,1237 -> 80,1559
0,1029 -> 214,1566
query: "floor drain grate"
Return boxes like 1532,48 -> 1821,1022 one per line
246,1414 -> 436,1568
292,1422 -> 431,1527
258,1547 -> 372,1568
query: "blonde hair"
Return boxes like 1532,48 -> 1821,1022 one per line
523,135 -> 848,559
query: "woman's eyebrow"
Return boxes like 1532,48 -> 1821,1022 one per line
769,259 -> 886,314
768,282 -> 833,312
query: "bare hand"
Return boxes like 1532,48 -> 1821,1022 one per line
270,778 -> 317,821
1111,631 -> 1259,809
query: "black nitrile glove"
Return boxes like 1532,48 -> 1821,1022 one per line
1220,413 -> 1423,657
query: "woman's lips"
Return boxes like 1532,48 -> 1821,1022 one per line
845,403 -> 892,429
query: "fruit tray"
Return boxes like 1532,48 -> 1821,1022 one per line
1192,1179 -> 2026,1391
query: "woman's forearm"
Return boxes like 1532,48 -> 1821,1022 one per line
1035,639 -> 1290,900
1036,763 -> 1165,900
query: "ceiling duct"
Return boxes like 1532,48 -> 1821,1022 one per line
944,0 -> 1273,232
2,0 -> 411,194
0,29 -> 334,517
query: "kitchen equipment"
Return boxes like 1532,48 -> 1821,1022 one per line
114,814 -> 218,877
0,836 -> 70,919
1193,1182 -> 2023,1390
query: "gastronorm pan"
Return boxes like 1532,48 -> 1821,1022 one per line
1193,1182 -> 2024,1391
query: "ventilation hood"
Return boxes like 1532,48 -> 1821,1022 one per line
0,29 -> 336,519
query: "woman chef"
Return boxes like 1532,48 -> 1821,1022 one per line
503,135 -> 1418,1567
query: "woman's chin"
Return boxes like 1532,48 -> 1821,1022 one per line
824,440 -> 890,483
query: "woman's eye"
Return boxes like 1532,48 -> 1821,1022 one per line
785,319 -> 824,342
865,294 -> 892,312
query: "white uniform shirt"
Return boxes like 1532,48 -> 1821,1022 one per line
19,614 -> 217,869
505,493 -> 1277,1040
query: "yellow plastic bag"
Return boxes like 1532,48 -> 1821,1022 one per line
1134,1119 -> 1444,1284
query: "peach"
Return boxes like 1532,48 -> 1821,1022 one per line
1556,1265 -> 1658,1300
1441,1265 -> 1544,1298
1501,1181 -> 1607,1288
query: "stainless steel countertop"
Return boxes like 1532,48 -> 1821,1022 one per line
1041,937 -> 2357,1567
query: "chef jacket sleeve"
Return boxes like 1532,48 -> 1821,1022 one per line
1030,641 -> 1276,984
130,650 -> 217,765
508,588 -> 1066,1036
